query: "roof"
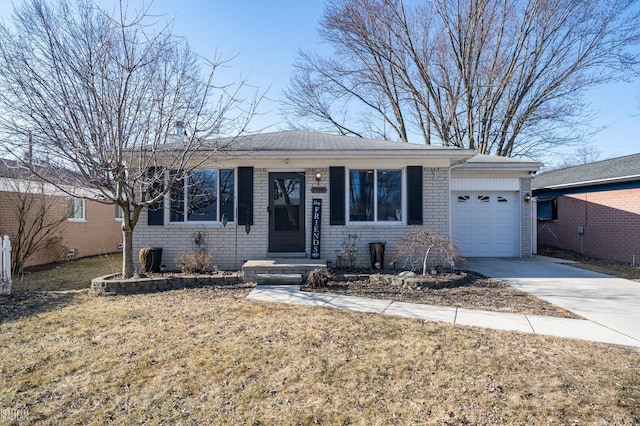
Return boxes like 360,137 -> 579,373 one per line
458,153 -> 540,172
161,130 -> 539,170
182,130 -> 475,161
0,158 -> 43,179
0,158 -> 83,186
533,153 -> 640,191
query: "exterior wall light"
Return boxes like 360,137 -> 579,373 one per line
315,170 -> 323,184
524,193 -> 532,203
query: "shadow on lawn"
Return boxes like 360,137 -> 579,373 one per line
0,290 -> 78,324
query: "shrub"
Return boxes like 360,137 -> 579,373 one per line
174,249 -> 213,274
392,229 -> 458,276
306,268 -> 332,288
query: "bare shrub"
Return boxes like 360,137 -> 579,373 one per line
392,229 -> 458,276
306,268 -> 332,288
46,234 -> 69,264
174,249 -> 213,274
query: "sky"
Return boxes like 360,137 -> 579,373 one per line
0,0 -> 638,166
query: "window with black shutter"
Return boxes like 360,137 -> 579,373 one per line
329,166 -> 345,225
406,166 -> 423,225
237,167 -> 253,225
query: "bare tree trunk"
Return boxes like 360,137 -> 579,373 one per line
122,227 -> 134,278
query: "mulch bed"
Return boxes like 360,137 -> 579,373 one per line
301,270 -> 582,319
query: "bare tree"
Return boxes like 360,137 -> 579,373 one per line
392,228 -> 458,275
544,145 -> 604,171
0,161 -> 69,274
283,0 -> 640,157
0,0 -> 259,278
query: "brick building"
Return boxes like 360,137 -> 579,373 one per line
0,160 -> 122,269
533,153 -> 640,264
133,131 -> 540,271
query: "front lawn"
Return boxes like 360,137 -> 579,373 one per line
1,255 -> 639,424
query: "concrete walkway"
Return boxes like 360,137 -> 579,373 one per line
247,283 -> 640,348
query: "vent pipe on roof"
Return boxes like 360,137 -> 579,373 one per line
175,121 -> 185,136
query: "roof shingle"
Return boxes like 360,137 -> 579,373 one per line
533,153 -> 640,189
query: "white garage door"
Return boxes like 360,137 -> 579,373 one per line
451,192 -> 519,257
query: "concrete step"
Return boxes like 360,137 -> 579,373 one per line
242,259 -> 327,283
256,273 -> 303,285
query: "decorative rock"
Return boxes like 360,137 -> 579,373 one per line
398,271 -> 416,278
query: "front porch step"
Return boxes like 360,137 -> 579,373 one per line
242,259 -> 327,283
256,273 -> 303,285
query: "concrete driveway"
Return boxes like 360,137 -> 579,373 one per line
460,256 -> 640,344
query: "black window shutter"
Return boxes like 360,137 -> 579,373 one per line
330,166 -> 346,225
406,166 -> 423,225
147,167 -> 164,226
237,167 -> 253,225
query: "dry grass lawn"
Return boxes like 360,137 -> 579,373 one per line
539,246 -> 640,283
1,255 -> 639,424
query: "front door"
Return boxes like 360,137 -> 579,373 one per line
269,172 -> 305,252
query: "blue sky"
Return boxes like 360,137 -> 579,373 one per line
0,0 -> 637,165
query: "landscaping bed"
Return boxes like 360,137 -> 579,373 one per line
302,270 -> 582,319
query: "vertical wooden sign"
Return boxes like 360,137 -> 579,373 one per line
311,199 -> 322,259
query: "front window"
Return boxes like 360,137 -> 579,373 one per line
68,198 -> 85,221
349,169 -> 402,222
170,169 -> 234,223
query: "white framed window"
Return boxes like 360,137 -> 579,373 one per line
349,168 -> 402,223
169,169 -> 235,224
68,198 -> 85,221
115,205 -> 123,221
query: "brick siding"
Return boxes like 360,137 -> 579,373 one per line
0,190 -> 122,268
520,178 -> 533,258
537,188 -> 640,264
134,167 -> 453,271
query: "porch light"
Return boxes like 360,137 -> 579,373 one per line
524,193 -> 532,203
315,170 -> 323,184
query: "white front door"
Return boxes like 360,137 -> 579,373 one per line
451,192 -> 519,257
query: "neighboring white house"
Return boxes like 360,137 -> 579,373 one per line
133,130 -> 540,270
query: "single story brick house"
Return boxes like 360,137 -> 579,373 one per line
533,153 -> 640,264
134,131 -> 540,271
0,159 -> 122,268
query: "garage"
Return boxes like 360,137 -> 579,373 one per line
451,192 -> 519,257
